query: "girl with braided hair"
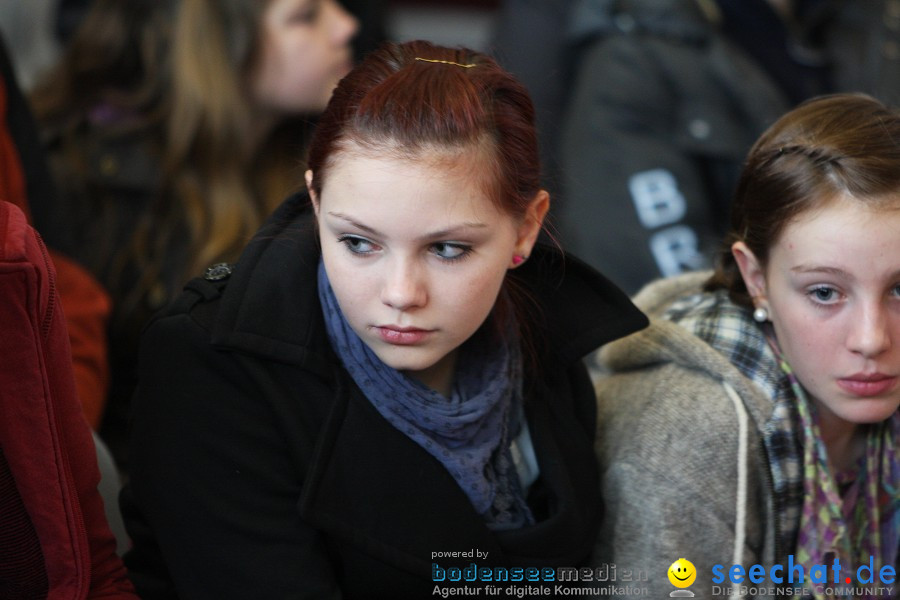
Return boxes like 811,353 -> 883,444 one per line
594,93 -> 900,599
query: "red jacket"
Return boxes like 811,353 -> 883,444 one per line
0,39 -> 111,428
0,200 -> 137,599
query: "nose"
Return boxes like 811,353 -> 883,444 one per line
846,300 -> 893,358
330,0 -> 360,45
380,258 -> 427,312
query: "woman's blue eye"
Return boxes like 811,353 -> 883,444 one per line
338,235 -> 377,255
808,286 -> 838,303
431,242 -> 470,261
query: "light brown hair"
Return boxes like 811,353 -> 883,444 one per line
707,93 -> 900,306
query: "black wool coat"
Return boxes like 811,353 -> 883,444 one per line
120,192 -> 647,599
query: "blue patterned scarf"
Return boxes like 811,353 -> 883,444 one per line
317,261 -> 533,529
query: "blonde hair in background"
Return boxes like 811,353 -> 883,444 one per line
154,0 -> 303,279
31,0 -> 312,310
129,0 -> 308,305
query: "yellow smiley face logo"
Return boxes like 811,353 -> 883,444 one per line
668,558 -> 697,588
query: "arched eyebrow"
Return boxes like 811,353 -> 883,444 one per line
790,265 -> 850,277
418,223 -> 489,242
326,212 -> 381,236
791,265 -> 900,282
326,211 -> 488,242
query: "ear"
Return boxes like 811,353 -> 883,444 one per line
510,190 -> 550,267
305,169 -> 319,215
731,241 -> 768,305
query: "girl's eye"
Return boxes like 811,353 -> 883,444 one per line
891,284 -> 900,299
431,242 -> 471,261
338,235 -> 378,255
807,286 -> 840,305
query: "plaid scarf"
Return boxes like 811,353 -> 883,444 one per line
664,289 -> 804,557
766,334 -> 900,600
665,289 -> 900,599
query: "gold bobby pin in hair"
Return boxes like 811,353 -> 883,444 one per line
414,57 -> 476,68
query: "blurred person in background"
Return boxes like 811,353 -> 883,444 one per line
492,0 -> 576,194
1,29 -> 136,596
499,0 -> 900,294
1,25 -> 111,431
30,0 -> 358,470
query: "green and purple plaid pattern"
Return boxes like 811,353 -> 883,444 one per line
766,333 -> 899,600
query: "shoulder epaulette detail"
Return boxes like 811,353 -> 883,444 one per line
204,262 -> 233,281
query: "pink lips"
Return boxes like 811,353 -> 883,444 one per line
375,325 -> 432,345
837,373 -> 898,397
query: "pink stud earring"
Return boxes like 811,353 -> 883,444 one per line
512,255 -> 526,266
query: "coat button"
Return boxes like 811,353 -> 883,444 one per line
204,263 -> 233,281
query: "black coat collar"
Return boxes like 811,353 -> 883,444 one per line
193,191 -> 646,585
296,367 -> 597,578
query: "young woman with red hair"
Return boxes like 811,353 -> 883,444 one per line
120,40 -> 646,598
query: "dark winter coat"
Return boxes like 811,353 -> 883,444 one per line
120,192 -> 647,599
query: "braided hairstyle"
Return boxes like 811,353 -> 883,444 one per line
706,93 -> 900,306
